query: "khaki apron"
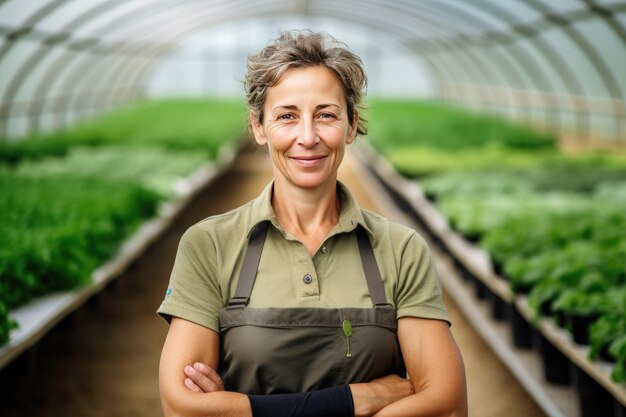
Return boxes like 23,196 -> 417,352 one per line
218,221 -> 406,394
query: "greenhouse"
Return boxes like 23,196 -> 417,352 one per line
1,1 -> 625,416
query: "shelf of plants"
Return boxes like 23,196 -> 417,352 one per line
0,99 -> 245,369
363,99 -> 626,417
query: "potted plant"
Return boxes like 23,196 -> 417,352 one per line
552,282 -> 607,345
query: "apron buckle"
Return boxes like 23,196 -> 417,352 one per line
229,296 -> 250,307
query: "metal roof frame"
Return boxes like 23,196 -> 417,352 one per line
0,0 -> 624,142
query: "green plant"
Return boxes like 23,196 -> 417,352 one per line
0,172 -> 161,309
551,280 -> 610,317
0,99 -> 246,346
14,146 -> 207,198
367,99 -> 556,153
366,99 -> 626,383
0,99 -> 246,165
0,301 -> 18,345
609,335 -> 626,382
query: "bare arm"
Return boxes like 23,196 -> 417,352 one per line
170,316 -> 415,417
373,317 -> 468,417
159,317 -> 252,417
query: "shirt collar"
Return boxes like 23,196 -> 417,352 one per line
247,180 -> 376,245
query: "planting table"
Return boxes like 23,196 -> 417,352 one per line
0,142 -> 239,370
354,142 -> 626,417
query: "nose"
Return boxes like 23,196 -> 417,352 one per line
298,119 -> 319,148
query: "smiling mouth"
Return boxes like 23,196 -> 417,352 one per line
290,155 -> 327,166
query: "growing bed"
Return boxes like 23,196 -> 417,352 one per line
0,99 -> 245,354
366,99 -> 626,416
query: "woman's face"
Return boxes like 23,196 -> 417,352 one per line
251,65 -> 358,191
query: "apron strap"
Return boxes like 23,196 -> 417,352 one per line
228,221 -> 269,307
227,221 -> 389,307
356,226 -> 390,307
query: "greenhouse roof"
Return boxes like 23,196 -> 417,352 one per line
0,0 -> 625,143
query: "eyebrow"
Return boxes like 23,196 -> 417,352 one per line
271,104 -> 342,112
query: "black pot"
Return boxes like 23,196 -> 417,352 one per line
492,260 -> 505,278
614,398 -> 626,417
462,232 -> 481,244
512,282 -> 533,296
532,330 -> 570,385
539,301 -> 567,328
454,260 -> 474,284
487,289 -> 509,321
566,312 -> 600,345
554,310 -> 567,328
474,278 -> 488,300
598,345 -> 616,363
571,364 -> 614,417
509,304 -> 533,349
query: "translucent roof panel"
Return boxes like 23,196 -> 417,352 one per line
0,0 -> 624,143
540,0 -> 586,14
0,0 -> 51,26
575,18 -> 626,99
72,0 -> 171,41
482,0 -> 543,23
147,16 -> 434,99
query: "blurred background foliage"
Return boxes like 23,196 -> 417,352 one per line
366,99 -> 626,382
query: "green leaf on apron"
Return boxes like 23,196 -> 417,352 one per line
343,319 -> 352,358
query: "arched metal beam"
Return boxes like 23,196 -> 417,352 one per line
0,0 -> 128,135
311,1 -> 499,113
524,0 -> 625,140
95,1 -> 287,114
56,0 -> 277,125
33,0 -> 227,128
389,0 -> 604,137
1,0 -> 624,141
0,0 -> 68,62
405,0 -> 543,123
446,0 -> 590,135
28,0 -> 204,131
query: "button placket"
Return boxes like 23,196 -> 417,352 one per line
295,244 -> 319,297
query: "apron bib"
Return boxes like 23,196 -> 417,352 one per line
218,221 -> 406,394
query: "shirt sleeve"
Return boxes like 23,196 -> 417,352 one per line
157,225 -> 223,332
394,231 -> 451,325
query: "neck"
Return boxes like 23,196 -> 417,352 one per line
272,177 -> 340,240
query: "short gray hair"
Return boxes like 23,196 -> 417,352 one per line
245,30 -> 368,135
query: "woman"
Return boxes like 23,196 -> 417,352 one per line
158,31 -> 467,417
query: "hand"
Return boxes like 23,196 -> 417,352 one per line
349,374 -> 414,417
183,362 -> 225,393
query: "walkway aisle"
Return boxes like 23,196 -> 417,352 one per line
0,144 -> 546,417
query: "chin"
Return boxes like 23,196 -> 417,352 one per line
289,174 -> 334,190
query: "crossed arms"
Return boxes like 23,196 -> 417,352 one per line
159,316 -> 467,417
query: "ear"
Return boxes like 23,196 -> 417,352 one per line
251,114 -> 267,146
346,110 -> 359,144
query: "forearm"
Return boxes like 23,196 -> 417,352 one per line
371,387 -> 467,417
161,390 -> 251,417
387,318 -> 467,417
175,363 -> 355,417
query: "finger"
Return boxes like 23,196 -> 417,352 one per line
184,365 -> 220,393
184,377 -> 202,393
193,362 -> 225,391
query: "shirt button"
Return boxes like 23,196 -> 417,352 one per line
321,246 -> 327,253
303,274 -> 313,284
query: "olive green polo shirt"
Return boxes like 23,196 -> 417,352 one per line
157,181 -> 449,332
